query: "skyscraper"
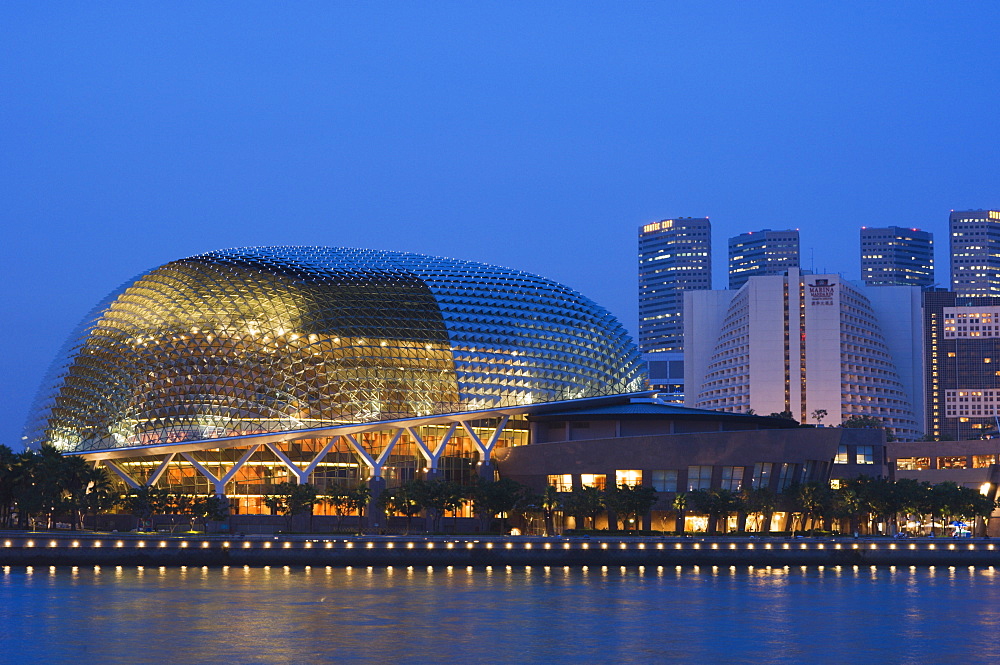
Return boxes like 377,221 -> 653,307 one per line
727,228 -> 800,289
860,226 -> 934,288
923,291 -> 1000,441
950,210 -> 1000,295
638,217 -> 711,354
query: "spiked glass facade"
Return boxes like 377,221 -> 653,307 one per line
28,246 -> 644,454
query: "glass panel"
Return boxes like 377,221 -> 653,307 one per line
650,470 -> 677,493
687,465 -> 712,491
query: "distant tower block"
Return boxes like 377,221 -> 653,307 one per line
638,217 -> 711,354
950,210 -> 1000,295
728,229 -> 800,290
860,226 -> 934,288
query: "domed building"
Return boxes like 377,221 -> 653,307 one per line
26,247 -> 646,512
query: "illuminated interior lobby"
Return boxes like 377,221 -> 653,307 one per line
25,246 -> 646,515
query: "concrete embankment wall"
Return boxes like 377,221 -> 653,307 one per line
3,534 -> 1000,567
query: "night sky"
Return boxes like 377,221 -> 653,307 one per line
3,3 -> 999,447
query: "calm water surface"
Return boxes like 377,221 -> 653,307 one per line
3,563 -> 999,664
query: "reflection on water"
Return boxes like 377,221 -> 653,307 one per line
3,563 -> 999,664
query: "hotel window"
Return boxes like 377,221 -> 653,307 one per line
938,456 -> 968,470
856,446 -> 875,465
720,466 -> 744,492
580,474 -> 606,490
616,469 -> 642,488
650,470 -> 678,493
973,455 -> 997,469
687,465 -> 713,491
547,474 -> 572,492
751,462 -> 772,489
834,445 -> 849,464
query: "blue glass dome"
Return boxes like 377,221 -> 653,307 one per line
28,247 -> 644,452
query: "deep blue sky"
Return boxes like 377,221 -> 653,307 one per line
3,3 -> 999,447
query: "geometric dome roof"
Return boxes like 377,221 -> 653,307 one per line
27,246 -> 645,452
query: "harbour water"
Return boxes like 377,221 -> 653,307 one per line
3,564 -> 999,664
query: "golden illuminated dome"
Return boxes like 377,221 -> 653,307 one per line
28,246 -> 644,452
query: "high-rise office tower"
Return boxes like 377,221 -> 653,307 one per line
950,210 -> 1000,295
923,291 -> 1000,441
638,217 -> 711,354
860,226 -> 934,287
727,229 -> 800,290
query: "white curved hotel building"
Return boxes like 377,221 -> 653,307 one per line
684,268 -> 923,440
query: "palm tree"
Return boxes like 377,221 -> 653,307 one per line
564,485 -> 604,531
540,485 -> 562,536
673,492 -> 689,533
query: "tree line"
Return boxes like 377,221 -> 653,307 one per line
0,444 -> 116,530
669,476 -> 997,536
3,446 -> 995,536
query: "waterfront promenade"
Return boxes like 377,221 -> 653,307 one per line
2,532 -> 998,567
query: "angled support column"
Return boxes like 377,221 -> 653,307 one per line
343,434 -> 377,476
344,430 -> 403,481
102,460 -> 141,490
218,444 -> 261,489
299,436 -> 341,480
460,415 -> 509,461
181,453 -> 232,496
408,423 -> 456,475
265,442 -> 307,484
146,453 -> 176,487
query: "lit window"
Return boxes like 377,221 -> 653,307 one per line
973,455 -> 996,469
580,474 -> 606,490
546,474 -> 572,492
834,445 -> 849,464
938,456 -> 967,470
615,469 -> 642,488
856,446 -> 875,465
